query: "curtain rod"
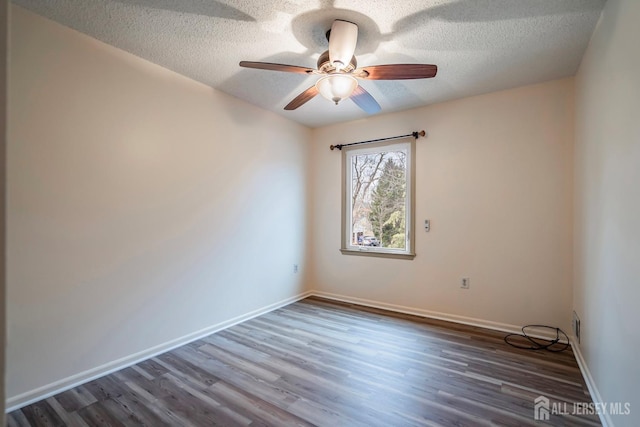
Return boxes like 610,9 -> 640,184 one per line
329,130 -> 425,151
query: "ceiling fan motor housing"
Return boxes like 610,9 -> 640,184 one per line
317,50 -> 357,74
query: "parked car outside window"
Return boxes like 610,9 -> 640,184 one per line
361,236 -> 380,247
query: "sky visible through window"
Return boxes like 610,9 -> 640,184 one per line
350,149 -> 407,249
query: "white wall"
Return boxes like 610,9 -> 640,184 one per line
7,5 -> 310,404
1,0 -> 7,423
309,78 -> 574,332
574,0 -> 640,425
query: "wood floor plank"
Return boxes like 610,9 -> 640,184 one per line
76,401 -> 126,427
8,297 -> 600,426
44,397 -> 90,427
7,409 -> 35,427
20,400 -> 66,427
53,386 -> 97,413
206,380 -> 314,427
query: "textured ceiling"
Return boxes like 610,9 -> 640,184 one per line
13,0 -> 606,128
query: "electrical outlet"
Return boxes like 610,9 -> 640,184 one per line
293,264 -> 299,274
572,310 -> 581,343
461,278 -> 470,289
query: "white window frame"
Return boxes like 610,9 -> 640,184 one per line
340,137 -> 416,260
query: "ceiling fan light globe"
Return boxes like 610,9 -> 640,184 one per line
316,75 -> 358,105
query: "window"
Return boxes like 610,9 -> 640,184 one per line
341,138 -> 415,259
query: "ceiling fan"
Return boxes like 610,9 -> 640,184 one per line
239,20 -> 438,114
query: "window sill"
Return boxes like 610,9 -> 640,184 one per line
340,248 -> 416,260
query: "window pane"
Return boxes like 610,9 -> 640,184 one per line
350,149 -> 407,250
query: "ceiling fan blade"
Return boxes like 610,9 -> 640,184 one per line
356,64 -> 438,80
284,86 -> 319,110
329,20 -> 358,71
239,61 -> 315,75
350,85 -> 381,114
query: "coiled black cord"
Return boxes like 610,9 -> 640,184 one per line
504,325 -> 570,352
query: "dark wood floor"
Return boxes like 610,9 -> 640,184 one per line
8,297 -> 600,426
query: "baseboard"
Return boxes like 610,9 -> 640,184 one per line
5,291 -> 313,412
310,291 -> 568,343
570,338 -> 611,427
